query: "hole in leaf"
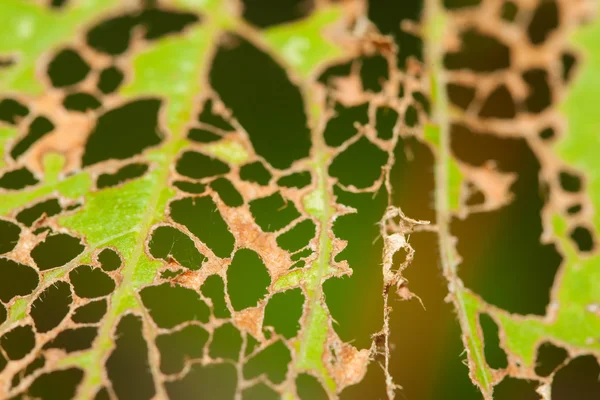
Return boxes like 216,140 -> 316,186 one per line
398,81 -> 406,98
240,161 -> 272,186
210,33 -> 311,169
0,98 -> 28,125
140,283 -> 209,329
175,150 -> 230,180
493,377 -> 540,400
451,124 -> 561,315
523,69 -> 552,113
43,327 -> 97,352
86,14 -> 137,55
276,171 -> 311,189
28,368 -> 83,400
413,92 -> 431,115
249,192 -> 301,232
11,116 -> 55,159
501,1 -> 518,21
210,177 -> 244,207
31,281 -> 72,333
329,136 -> 388,189
535,341 -> 568,377
66,203 -> 81,212
566,204 -> 582,215
160,269 -> 183,280
82,99 -> 163,166
465,186 -> 485,206
570,225 -> 595,253
527,0 -> 559,45
106,315 -> 156,400
0,167 -> 39,189
188,127 -> 222,143
86,9 -> 198,55
0,219 -> 20,254
97,248 -> 122,271
245,335 -> 259,357
263,288 -> 304,339
72,299 -> 107,324
209,322 -> 242,361
558,170 -> 582,193
148,225 -> 206,270
324,102 -> 369,147
156,325 -> 209,374
138,8 -> 199,40
276,219 -> 316,252
69,265 -> 115,298
63,92 -> 102,112
165,362 -> 237,399
0,325 -> 35,360
447,83 -> 476,110
297,373 -> 328,400
243,340 -> 291,384
291,248 -> 313,261
444,29 -> 511,72
289,260 -> 305,269
0,258 -> 39,302
242,383 -> 279,400
227,249 -> 270,311
201,275 -> 231,319
16,198 -> 62,227
324,186 -> 387,347
387,145 -> 478,396
339,363 -> 387,398
539,127 -> 555,140
198,99 -> 234,131
561,52 -> 577,83
98,66 -> 124,94
552,355 -> 600,399
170,196 -> 235,258
391,136 -> 436,221
367,0 -> 423,68
404,105 -> 419,127
391,247 -> 410,272
360,55 -> 389,93
0,58 -> 14,69
375,106 -> 399,140
173,181 -> 206,194
47,48 -> 90,88
241,0 -> 314,28
95,388 -> 110,400
479,313 -> 508,369
317,60 -> 352,87
443,0 -> 481,9
479,85 -> 516,119
97,163 -> 148,189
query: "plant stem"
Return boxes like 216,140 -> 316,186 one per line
425,0 -> 493,396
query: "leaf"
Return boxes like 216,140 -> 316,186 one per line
0,1 -> 414,398
1,0 -> 599,399
428,0 -> 600,397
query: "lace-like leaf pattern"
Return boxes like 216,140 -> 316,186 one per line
0,0 -> 599,399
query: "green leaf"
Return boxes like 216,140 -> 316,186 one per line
1,0 -> 599,399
